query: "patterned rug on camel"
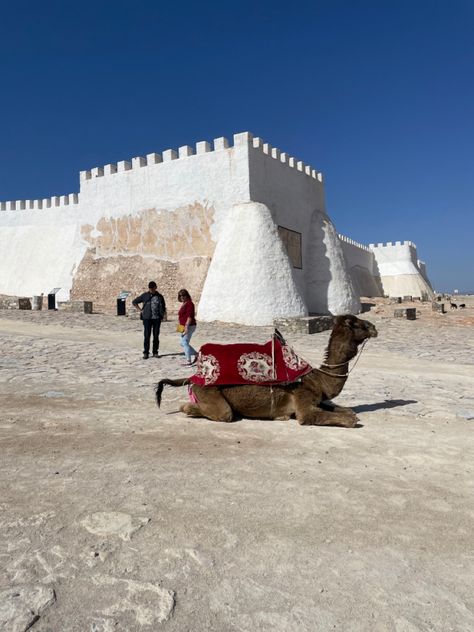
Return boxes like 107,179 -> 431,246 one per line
190,332 -> 313,387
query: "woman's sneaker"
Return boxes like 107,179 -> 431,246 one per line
143,353 -> 149,359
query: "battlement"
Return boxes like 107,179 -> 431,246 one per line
369,240 -> 416,249
0,132 -> 323,213
0,193 -> 79,211
79,131 -> 323,184
337,233 -> 371,252
80,132 -> 247,182
250,135 -> 322,181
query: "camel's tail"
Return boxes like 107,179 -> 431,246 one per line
155,378 -> 190,407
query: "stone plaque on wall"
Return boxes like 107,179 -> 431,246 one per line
278,226 -> 302,269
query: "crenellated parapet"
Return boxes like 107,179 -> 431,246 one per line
369,240 -> 416,249
79,133 -> 247,182
338,233 -> 371,252
79,131 -> 323,184
0,193 -> 79,212
1,131 -> 323,211
250,135 -> 322,181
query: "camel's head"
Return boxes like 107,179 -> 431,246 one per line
333,314 -> 378,343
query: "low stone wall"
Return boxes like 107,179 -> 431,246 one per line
0,294 -> 20,310
274,315 -> 334,335
432,302 -> 446,314
394,308 -> 417,320
0,294 -> 47,310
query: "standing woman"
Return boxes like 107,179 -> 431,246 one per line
177,289 -> 198,366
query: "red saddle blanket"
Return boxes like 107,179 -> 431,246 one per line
190,335 -> 313,387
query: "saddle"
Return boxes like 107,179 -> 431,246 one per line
190,330 -> 313,387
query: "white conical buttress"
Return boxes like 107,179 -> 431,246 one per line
306,210 -> 360,315
198,202 -> 307,326
324,220 -> 361,314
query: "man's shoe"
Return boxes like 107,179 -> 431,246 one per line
143,353 -> 149,359
153,353 -> 159,358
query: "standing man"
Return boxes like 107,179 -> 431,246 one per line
132,281 -> 166,359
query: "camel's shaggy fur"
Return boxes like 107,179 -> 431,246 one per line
156,314 -> 377,428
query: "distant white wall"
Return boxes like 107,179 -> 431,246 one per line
370,241 -> 434,299
338,234 -> 383,297
0,199 -> 81,301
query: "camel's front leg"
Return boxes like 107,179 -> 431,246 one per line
293,390 -> 358,428
319,401 -> 359,425
180,386 -> 234,422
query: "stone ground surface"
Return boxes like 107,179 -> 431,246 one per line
1,300 -> 473,632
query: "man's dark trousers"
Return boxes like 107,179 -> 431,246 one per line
143,318 -> 161,356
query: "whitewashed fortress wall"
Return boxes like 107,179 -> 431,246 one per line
0,195 -> 81,304
0,131 -> 433,323
369,241 -> 434,299
247,139 -> 359,316
337,235 -> 384,297
338,235 -> 433,299
0,134 -> 251,312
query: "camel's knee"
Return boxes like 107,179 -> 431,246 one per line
212,410 -> 234,423
180,401 -> 234,423
180,403 -> 203,417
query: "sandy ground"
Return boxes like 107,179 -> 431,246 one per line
1,301 -> 473,632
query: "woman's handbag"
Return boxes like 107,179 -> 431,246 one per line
176,324 -> 185,333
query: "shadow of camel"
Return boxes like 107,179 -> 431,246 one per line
352,399 -> 417,413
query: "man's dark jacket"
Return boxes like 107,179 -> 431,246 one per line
132,291 -> 166,320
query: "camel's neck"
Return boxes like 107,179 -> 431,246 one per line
318,332 -> 360,399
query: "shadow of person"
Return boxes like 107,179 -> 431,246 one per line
352,399 -> 417,413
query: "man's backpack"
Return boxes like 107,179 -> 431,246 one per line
158,293 -> 166,320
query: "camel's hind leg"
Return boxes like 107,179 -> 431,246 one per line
293,390 -> 358,428
180,386 -> 234,422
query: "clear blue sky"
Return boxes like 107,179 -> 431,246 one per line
1,0 -> 473,292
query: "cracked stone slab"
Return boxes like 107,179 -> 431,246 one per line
81,512 -> 150,541
0,585 -> 56,632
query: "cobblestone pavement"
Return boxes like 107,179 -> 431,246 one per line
1,307 -> 473,631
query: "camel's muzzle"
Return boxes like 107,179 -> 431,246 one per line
368,324 -> 378,338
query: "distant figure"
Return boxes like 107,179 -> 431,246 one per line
132,281 -> 166,359
450,302 -> 458,310
177,289 -> 197,366
459,303 -> 466,309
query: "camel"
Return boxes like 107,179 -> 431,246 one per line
156,314 -> 377,428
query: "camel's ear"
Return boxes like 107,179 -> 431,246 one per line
333,315 -> 352,329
